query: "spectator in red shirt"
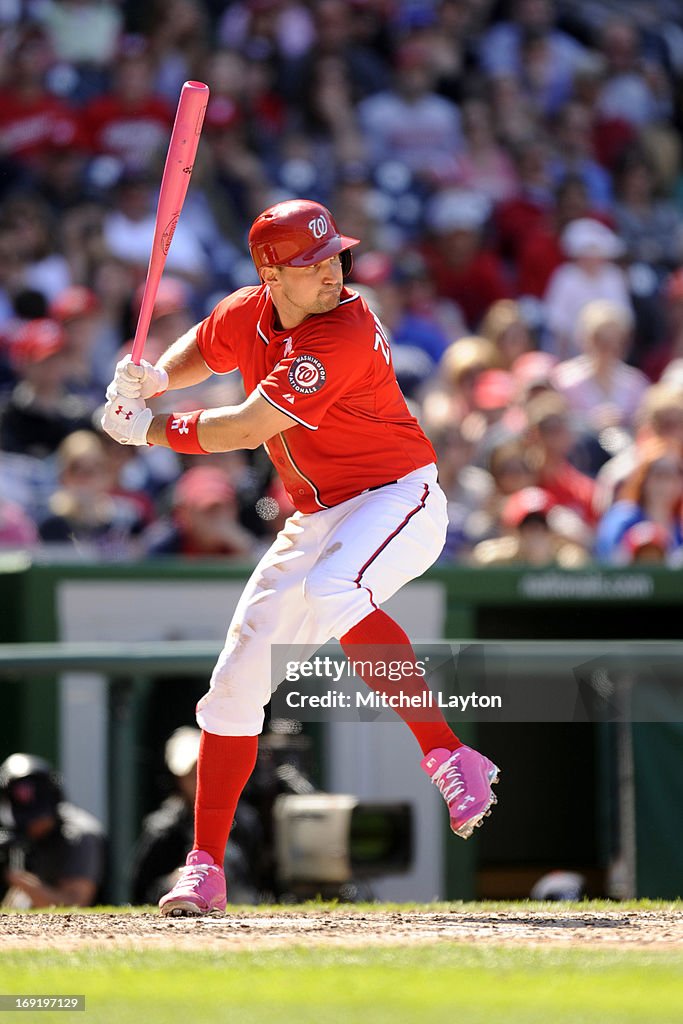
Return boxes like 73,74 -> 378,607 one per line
0,26 -> 79,177
420,189 -> 510,329
517,174 -> 612,298
82,37 -> 173,171
525,391 -> 598,526
493,136 -> 553,266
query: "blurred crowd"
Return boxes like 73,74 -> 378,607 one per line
2,0 -> 683,567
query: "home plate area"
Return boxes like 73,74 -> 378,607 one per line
1,907 -> 682,950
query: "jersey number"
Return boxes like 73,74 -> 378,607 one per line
372,313 -> 390,365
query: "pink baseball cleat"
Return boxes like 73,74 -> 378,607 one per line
159,850 -> 227,916
421,745 -> 500,839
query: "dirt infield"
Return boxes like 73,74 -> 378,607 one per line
1,907 -> 682,950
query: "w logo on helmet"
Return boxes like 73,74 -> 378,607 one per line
308,216 -> 329,240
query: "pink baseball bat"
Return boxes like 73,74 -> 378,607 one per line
131,80 -> 210,365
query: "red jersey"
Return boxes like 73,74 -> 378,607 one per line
196,285 -> 436,513
538,461 -> 597,526
82,95 -> 173,167
419,244 -> 510,329
0,92 -> 78,163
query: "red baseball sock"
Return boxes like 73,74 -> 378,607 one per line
193,731 -> 259,867
340,609 -> 462,756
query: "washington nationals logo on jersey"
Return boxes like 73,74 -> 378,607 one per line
288,354 -> 327,395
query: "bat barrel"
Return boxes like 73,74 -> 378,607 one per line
131,81 -> 209,365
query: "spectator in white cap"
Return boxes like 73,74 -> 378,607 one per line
425,188 -> 492,236
543,217 -> 631,358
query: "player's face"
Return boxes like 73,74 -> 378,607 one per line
268,255 -> 344,328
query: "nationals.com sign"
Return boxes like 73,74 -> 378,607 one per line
288,354 -> 327,394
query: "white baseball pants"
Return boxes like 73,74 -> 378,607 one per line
196,462 -> 447,735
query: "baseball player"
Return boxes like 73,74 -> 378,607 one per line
102,200 -> 500,916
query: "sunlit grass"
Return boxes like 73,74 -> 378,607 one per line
0,944 -> 680,1024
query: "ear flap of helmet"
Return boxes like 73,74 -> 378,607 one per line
341,249 -> 354,278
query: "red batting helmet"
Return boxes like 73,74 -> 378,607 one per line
248,200 -> 360,277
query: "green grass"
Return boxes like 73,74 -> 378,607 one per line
0,903 -> 680,1024
0,945 -> 681,1024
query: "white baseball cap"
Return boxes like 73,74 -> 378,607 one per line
426,189 -> 491,234
561,218 -> 624,259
